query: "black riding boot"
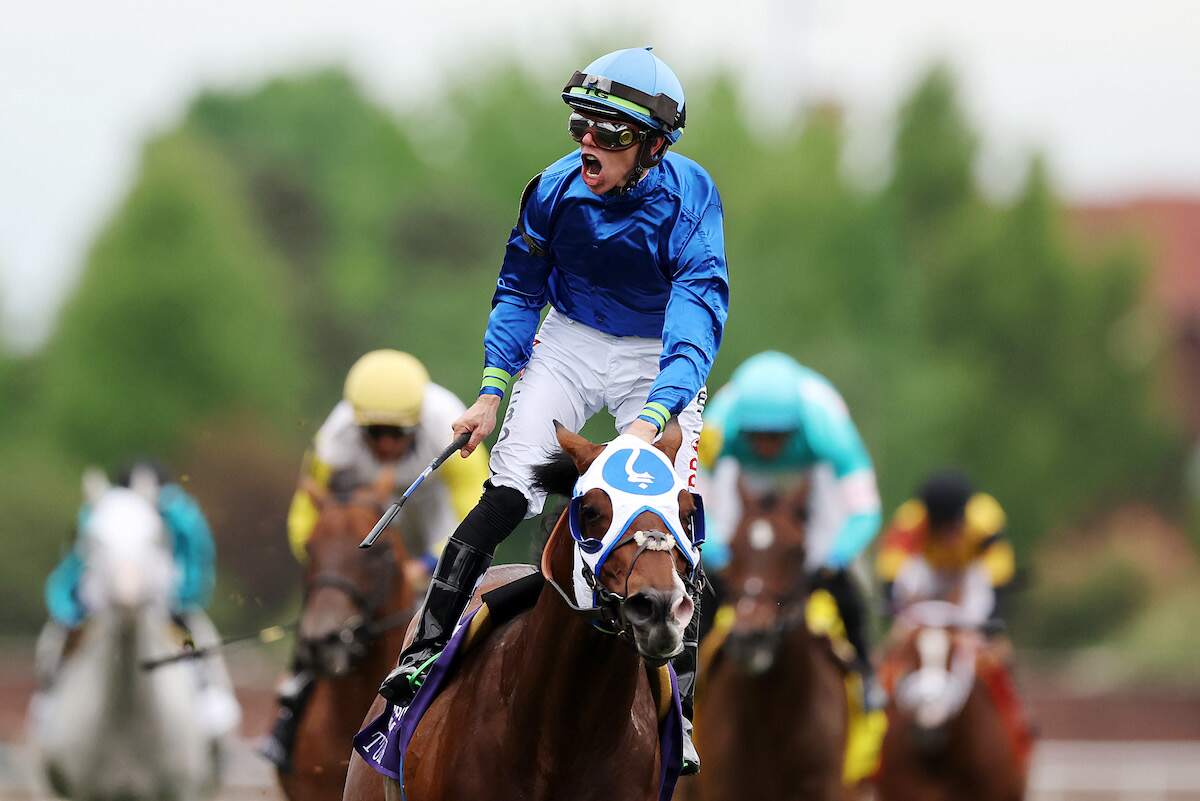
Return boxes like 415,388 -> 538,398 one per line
673,587 -> 702,775
257,669 -> 315,773
822,568 -> 885,712
377,537 -> 493,704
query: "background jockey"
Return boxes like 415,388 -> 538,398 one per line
39,459 -> 216,680
876,469 -> 1016,627
701,350 -> 885,709
259,348 -> 489,770
35,460 -> 239,739
375,47 -> 728,775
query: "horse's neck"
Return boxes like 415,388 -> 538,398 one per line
499,516 -> 652,778
86,605 -> 170,725
741,621 -> 823,702
509,588 -> 644,733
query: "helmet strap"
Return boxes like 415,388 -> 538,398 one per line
618,133 -> 668,195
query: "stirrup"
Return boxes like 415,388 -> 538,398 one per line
378,649 -> 442,704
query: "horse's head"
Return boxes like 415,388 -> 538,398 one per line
883,601 -> 981,741
722,479 -> 811,675
76,467 -> 174,617
298,482 -> 406,676
535,421 -> 701,664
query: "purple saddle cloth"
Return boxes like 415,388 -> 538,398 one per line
353,605 -> 684,800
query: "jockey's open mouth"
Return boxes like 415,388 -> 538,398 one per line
580,149 -> 605,188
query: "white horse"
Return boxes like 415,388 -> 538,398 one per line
33,467 -> 239,801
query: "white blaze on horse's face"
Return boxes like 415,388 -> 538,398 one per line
79,488 -> 174,613
897,625 -> 976,730
748,519 -> 775,551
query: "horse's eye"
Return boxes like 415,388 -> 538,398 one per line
581,505 -> 601,523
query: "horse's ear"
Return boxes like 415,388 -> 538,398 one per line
129,465 -> 160,506
554,421 -> 603,473
654,417 -> 683,464
82,467 -> 110,505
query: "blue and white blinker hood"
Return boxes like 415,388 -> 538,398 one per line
567,435 -> 704,609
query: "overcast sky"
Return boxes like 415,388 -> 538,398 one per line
2,0 -> 1197,348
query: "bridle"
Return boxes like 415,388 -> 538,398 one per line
544,524 -> 704,662
299,507 -> 410,672
727,509 -> 811,642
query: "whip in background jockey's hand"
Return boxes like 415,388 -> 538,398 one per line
452,394 -> 501,457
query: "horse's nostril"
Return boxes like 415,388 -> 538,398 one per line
624,590 -> 667,626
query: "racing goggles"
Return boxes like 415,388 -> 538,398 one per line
568,112 -> 641,151
363,424 -> 415,441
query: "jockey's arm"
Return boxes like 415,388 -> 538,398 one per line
639,202 -> 729,433
968,495 -> 1015,589
159,485 -> 216,613
287,449 -> 334,562
812,406 -> 882,570
45,546 -> 88,628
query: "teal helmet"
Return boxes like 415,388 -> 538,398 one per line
731,351 -> 805,433
562,47 -> 686,144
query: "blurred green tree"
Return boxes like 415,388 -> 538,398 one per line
38,130 -> 306,462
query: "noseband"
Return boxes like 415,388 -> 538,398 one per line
545,527 -> 703,659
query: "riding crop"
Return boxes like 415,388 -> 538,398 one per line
140,622 -> 292,671
359,431 -> 471,549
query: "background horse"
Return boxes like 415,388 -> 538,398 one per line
876,601 -> 1028,801
278,488 -> 413,801
344,422 -> 698,801
690,481 -> 848,801
34,468 -> 229,801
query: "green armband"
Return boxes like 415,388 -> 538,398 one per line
638,402 -> 671,432
480,367 -> 514,397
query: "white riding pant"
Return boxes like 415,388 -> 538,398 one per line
892,556 -> 996,626
490,310 -> 705,517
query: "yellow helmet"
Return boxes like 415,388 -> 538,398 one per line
343,350 -> 430,428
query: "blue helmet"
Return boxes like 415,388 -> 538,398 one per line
563,47 -> 686,144
730,351 -> 805,433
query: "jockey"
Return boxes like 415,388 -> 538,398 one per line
259,349 -> 489,770
35,460 -> 239,737
41,459 -> 215,653
876,469 -> 1015,627
701,351 -> 885,709
375,47 -> 728,775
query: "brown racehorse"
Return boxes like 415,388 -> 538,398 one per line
279,491 -> 413,801
876,601 -> 1028,801
344,422 -> 698,801
691,482 -> 848,801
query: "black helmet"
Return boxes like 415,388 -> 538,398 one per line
918,469 -> 973,527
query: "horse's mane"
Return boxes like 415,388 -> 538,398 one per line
531,449 -> 578,498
